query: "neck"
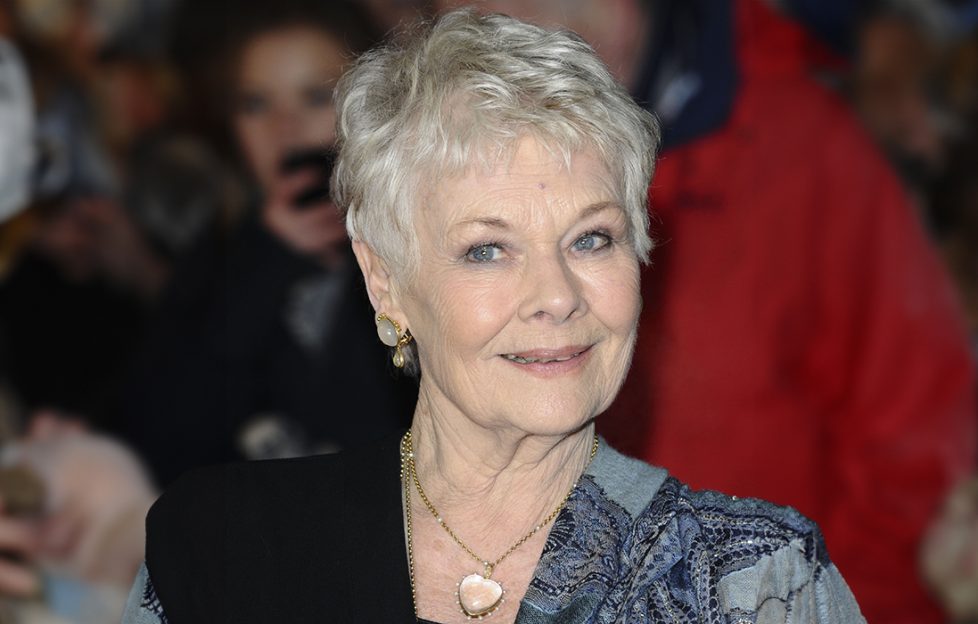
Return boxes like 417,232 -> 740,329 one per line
408,388 -> 596,544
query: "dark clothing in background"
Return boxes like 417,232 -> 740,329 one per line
630,0 -> 738,150
120,216 -> 416,487
0,250 -> 145,425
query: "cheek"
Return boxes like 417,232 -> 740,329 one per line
620,272 -> 642,329
585,263 -> 641,412
299,108 -> 337,146
411,269 -> 514,364
583,260 -> 642,332
234,117 -> 277,183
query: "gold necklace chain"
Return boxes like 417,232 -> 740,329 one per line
401,439 -> 419,618
400,430 -> 598,610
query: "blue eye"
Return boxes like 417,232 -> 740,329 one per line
573,232 -> 611,252
466,243 -> 503,263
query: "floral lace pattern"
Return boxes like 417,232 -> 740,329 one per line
520,461 -> 865,623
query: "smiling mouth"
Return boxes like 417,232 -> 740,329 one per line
500,347 -> 591,365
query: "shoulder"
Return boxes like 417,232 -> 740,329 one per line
585,439 -> 670,517
641,475 -> 827,579
579,444 -> 864,621
147,431 -> 402,531
585,445 -> 828,571
143,432 -> 407,621
147,451 -> 342,538
143,454 -> 342,617
638,478 -> 864,621
664,478 -> 826,558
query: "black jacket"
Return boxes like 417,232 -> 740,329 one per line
145,432 -> 417,622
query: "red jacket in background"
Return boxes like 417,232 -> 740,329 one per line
602,1 -> 977,622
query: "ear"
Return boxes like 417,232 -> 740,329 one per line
352,240 -> 405,321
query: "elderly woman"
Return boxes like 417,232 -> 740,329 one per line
122,10 -> 865,623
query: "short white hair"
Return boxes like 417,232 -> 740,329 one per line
331,9 -> 660,276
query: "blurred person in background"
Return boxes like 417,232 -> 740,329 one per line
930,133 -> 978,348
922,472 -> 978,622
358,0 -> 430,33
921,14 -> 978,345
0,27 -> 231,615
0,0 -> 414,619
117,0 -> 416,487
847,0 -> 975,207
877,20 -> 978,616
0,2 -> 144,430
0,0 -> 193,432
0,21 -> 35,434
0,37 -> 33,227
0,28 -> 157,624
0,414 -> 158,624
436,1 -> 978,622
1,0 -> 412,620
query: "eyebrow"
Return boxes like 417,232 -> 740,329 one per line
450,201 -> 622,233
578,201 -> 622,220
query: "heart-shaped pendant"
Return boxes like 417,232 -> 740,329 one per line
456,573 -> 504,618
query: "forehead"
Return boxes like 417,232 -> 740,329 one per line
423,137 -> 616,224
238,26 -> 345,85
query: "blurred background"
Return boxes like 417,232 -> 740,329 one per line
0,0 -> 976,622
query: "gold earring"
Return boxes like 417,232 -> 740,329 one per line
376,313 -> 413,368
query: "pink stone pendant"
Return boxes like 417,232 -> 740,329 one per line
457,573 -> 504,618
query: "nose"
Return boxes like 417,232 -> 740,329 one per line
271,109 -> 303,145
517,252 -> 587,323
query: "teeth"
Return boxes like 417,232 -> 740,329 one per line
503,351 -> 582,364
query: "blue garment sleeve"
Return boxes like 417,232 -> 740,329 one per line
120,563 -> 168,624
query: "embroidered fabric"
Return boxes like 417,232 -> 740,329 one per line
140,575 -> 169,623
122,564 -> 168,624
520,468 -> 865,623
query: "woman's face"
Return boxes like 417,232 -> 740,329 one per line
398,137 -> 641,436
232,26 -> 344,193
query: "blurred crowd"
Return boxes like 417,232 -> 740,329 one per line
0,0 -> 975,622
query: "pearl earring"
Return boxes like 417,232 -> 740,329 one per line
376,313 -> 413,368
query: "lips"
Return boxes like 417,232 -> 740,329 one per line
500,345 -> 591,365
